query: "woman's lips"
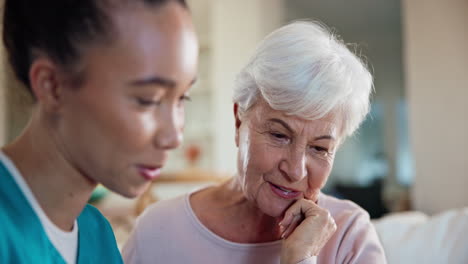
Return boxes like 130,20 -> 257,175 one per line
268,182 -> 301,199
137,165 -> 162,181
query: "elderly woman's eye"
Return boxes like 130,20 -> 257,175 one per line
269,132 -> 290,144
270,132 -> 287,139
312,146 -> 332,156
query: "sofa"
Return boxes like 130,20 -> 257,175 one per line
373,208 -> 468,263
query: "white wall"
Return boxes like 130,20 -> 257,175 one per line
403,0 -> 468,214
210,0 -> 284,174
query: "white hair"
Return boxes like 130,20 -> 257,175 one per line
233,20 -> 373,138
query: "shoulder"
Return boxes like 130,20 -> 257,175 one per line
78,204 -> 117,243
140,193 -> 188,220
79,204 -> 111,228
136,194 -> 188,229
77,204 -> 122,263
122,194 -> 190,263
319,193 -> 370,223
129,193 -> 194,245
318,193 -> 386,262
319,193 -> 376,244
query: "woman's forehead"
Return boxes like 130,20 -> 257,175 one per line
77,3 -> 197,87
248,100 -> 342,138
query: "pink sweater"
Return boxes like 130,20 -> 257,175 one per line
123,191 -> 386,264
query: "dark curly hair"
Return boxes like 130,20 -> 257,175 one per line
3,0 -> 188,97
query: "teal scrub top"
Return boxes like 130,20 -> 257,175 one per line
0,159 -> 123,263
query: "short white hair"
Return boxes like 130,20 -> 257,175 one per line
233,20 -> 373,138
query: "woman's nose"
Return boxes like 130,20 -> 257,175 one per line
153,109 -> 183,150
279,149 -> 307,182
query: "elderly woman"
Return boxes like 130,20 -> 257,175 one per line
123,21 -> 386,264
0,0 -> 197,263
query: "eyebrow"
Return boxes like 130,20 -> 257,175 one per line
129,76 -> 176,88
268,118 -> 294,134
314,135 -> 335,141
129,76 -> 197,89
267,118 -> 336,141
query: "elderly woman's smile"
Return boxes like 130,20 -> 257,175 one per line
268,182 -> 301,199
235,98 -> 341,217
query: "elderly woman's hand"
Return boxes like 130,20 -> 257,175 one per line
279,199 -> 337,264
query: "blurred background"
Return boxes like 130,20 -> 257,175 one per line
0,0 -> 467,250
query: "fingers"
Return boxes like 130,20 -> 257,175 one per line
280,213 -> 302,239
280,199 -> 320,227
279,199 -> 337,261
279,199 -> 337,241
279,199 -> 320,239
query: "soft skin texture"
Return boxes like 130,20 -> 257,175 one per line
2,1 -> 198,232
235,98 -> 341,217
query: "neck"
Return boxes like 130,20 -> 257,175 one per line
214,178 -> 283,243
2,114 -> 96,231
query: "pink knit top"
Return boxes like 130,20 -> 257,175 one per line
123,191 -> 386,264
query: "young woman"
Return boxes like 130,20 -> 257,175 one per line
0,0 -> 198,263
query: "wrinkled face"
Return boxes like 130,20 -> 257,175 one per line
235,99 -> 342,217
55,2 -> 198,198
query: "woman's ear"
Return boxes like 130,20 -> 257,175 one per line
234,103 -> 241,147
29,58 -> 63,112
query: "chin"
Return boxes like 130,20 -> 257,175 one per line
119,190 -> 140,199
109,182 -> 150,199
257,198 -> 293,218
262,209 -> 284,218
